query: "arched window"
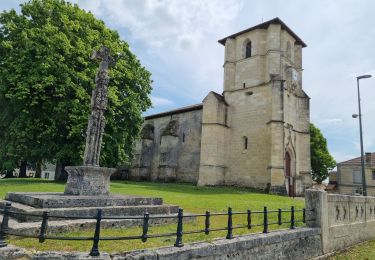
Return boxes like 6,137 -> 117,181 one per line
243,136 -> 248,150
245,41 -> 252,58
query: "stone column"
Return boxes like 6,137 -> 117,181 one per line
64,46 -> 118,196
305,189 -> 329,254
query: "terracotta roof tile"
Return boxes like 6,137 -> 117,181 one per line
338,152 -> 375,166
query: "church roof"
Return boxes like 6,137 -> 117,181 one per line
218,17 -> 307,47
144,103 -> 203,120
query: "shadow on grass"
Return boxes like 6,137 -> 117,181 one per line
0,178 -> 66,185
110,180 -> 284,197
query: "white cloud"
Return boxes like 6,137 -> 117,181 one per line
320,118 -> 343,125
77,0 -> 243,51
151,96 -> 174,107
2,0 -> 375,161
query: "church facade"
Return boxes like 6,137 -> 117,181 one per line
131,18 -> 312,196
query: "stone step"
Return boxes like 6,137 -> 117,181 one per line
5,192 -> 163,208
0,199 -> 179,222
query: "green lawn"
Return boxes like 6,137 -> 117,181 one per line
330,240 -> 375,260
0,179 -> 305,253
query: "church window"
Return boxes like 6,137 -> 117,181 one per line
243,136 -> 248,150
245,41 -> 252,58
353,170 -> 362,184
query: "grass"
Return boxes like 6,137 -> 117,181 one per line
330,240 -> 375,260
0,178 -> 305,253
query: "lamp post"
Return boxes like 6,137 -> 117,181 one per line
352,74 -> 372,196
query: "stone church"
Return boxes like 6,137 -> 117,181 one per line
131,18 -> 312,196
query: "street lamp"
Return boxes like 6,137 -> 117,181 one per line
353,74 -> 372,196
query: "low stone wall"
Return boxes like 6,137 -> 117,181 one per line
0,228 -> 322,260
306,189 -> 375,254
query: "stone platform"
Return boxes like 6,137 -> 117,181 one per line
5,192 -> 163,208
0,192 -> 181,234
1,192 -> 178,222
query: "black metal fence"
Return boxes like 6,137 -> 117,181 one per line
0,202 -> 314,256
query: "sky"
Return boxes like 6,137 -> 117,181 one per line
1,0 -> 375,163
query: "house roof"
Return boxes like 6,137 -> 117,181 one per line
338,152 -> 375,166
144,104 -> 203,120
218,17 -> 307,47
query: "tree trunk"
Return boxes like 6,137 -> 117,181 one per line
35,162 -> 42,178
55,160 -> 68,181
4,170 -> 14,178
19,160 -> 27,178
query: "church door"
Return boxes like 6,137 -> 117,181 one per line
285,152 -> 294,197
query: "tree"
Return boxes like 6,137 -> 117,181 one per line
0,0 -> 152,177
310,123 -> 336,184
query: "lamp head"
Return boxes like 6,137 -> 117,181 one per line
352,114 -> 359,118
357,75 -> 372,80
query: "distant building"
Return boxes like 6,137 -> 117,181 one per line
131,18 -> 312,196
326,171 -> 338,193
336,152 -> 375,195
41,163 -> 55,180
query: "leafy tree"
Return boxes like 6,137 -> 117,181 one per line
0,0 -> 152,178
310,123 -> 336,184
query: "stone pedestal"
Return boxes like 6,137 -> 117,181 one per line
64,166 -> 116,196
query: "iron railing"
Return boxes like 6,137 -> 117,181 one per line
0,202 -> 314,256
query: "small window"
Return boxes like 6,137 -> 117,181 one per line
353,186 -> 363,195
243,136 -> 248,150
372,169 -> 375,180
245,41 -> 252,58
353,170 -> 362,184
182,133 -> 185,143
243,83 -> 246,88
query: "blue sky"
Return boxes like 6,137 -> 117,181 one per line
1,0 -> 375,163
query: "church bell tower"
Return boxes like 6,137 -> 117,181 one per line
198,18 -> 311,195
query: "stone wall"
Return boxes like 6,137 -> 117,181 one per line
131,107 -> 202,183
306,189 -> 375,254
112,228 -> 322,260
1,228 -> 322,260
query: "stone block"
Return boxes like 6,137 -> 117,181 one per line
65,166 -> 116,196
5,193 -> 163,208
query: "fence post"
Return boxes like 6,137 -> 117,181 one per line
39,211 -> 49,243
278,208 -> 282,225
263,206 -> 268,233
226,207 -> 233,239
174,208 -> 184,247
89,209 -> 102,256
247,209 -> 251,229
303,208 -> 306,224
290,206 -> 295,229
0,203 -> 11,248
141,212 -> 149,242
204,211 -> 210,235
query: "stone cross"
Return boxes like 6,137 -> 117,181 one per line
83,46 -> 118,166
